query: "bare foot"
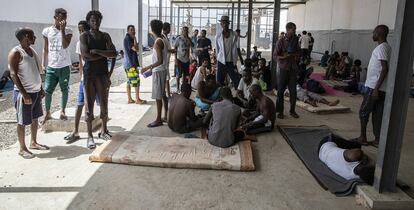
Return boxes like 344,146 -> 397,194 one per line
135,99 -> 147,104
40,113 -> 52,125
29,143 -> 50,150
350,136 -> 369,146
128,99 -> 136,104
60,112 -> 68,120
329,99 -> 340,106
18,149 -> 35,159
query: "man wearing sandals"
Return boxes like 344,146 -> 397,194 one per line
80,10 -> 117,148
9,28 -> 49,159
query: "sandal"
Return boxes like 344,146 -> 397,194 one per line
18,150 -> 35,159
147,121 -> 163,128
87,137 -> 96,149
349,138 -> 369,146
29,144 -> 50,150
60,114 -> 68,121
64,133 -> 80,143
136,100 -> 147,105
98,131 -> 112,140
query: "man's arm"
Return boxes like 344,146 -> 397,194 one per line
372,60 -> 388,99
78,54 -> 83,78
80,33 -> 103,61
124,37 -> 135,66
42,36 -> 48,70
131,36 -> 139,52
60,22 -> 72,49
188,102 -> 197,121
8,50 -> 32,104
109,57 -> 116,77
141,38 -> 164,73
91,33 -> 117,58
203,108 -> 213,125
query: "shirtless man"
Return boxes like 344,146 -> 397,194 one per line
168,83 -> 203,133
241,84 -> 276,134
194,74 -> 221,111
285,85 -> 340,107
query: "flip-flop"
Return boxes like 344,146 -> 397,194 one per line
98,131 -> 112,140
29,144 -> 50,150
64,133 -> 80,141
136,100 -> 147,104
18,151 -> 35,159
60,114 -> 68,121
87,137 -> 96,149
147,121 -> 163,128
349,138 -> 369,146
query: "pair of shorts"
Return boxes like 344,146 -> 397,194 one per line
125,67 -> 140,87
176,60 -> 190,78
152,70 -> 167,100
13,90 -> 43,125
77,80 -> 100,106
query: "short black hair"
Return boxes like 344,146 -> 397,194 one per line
163,22 -> 170,31
302,31 -> 307,35
286,22 -> 296,30
191,59 -> 197,64
194,29 -> 199,32
243,69 -> 252,75
86,10 -> 103,22
354,59 -> 362,66
127,25 -> 135,31
150,19 -> 163,36
181,83 -> 192,93
308,33 -> 312,36
78,20 -> 90,30
324,50 -> 329,54
250,84 -> 262,93
55,8 -> 67,17
205,74 -> 215,82
201,29 -> 206,33
259,58 -> 266,63
15,28 -> 34,41
375,24 -> 389,37
244,58 -> 252,68
220,87 -> 233,99
202,58 -> 209,63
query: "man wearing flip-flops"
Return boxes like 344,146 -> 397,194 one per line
9,28 -> 49,159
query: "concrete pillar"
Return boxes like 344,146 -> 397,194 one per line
138,0 -> 143,65
231,3 -> 235,29
91,0 -> 99,10
170,1 -> 173,24
271,0 -> 281,90
159,0 -> 162,20
237,0 -> 241,30
246,0 -> 253,58
374,0 -> 414,193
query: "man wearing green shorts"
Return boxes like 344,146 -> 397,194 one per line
41,8 -> 73,122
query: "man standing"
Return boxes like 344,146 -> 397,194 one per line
162,22 -> 174,98
191,29 -> 199,60
196,29 -> 212,67
275,22 -> 300,119
123,25 -> 146,104
42,8 -> 73,122
174,26 -> 192,91
299,31 -> 310,64
216,16 -> 241,88
353,25 -> 391,147
80,10 -> 117,148
308,33 -> 314,60
9,28 -> 49,159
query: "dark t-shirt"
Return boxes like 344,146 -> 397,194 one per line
123,34 -> 139,69
197,37 -> 212,58
83,31 -> 109,78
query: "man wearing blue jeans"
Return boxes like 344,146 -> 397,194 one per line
215,16 -> 241,88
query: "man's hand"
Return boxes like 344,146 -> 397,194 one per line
372,89 -> 379,100
40,89 -> 45,98
22,94 -> 32,105
59,20 -> 66,31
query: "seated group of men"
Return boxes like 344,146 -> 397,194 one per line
168,72 -> 275,148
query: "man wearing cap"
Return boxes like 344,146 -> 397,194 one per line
215,16 -> 241,88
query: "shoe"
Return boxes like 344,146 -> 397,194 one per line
277,113 -> 284,119
290,112 -> 299,118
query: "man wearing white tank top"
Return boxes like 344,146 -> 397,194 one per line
8,28 -> 49,159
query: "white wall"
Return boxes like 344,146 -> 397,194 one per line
287,0 -> 398,31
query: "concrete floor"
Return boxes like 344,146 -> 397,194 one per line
0,62 -> 413,210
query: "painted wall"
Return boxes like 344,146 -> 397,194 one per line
287,0 -> 398,66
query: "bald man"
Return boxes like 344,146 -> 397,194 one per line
352,25 -> 391,147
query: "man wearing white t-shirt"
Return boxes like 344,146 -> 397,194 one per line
42,8 -> 73,122
353,25 -> 391,147
299,31 -> 310,63
235,69 -> 259,109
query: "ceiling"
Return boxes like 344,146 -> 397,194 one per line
171,0 -> 308,9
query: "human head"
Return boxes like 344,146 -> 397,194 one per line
127,25 -> 135,36
244,58 -> 252,69
373,24 -> 389,42
219,16 -> 230,30
235,29 -> 241,35
280,32 -> 285,38
163,22 -> 171,34
200,29 -> 206,37
86,10 -> 103,31
249,84 -> 262,99
150,19 -> 163,37
202,58 -> 209,67
285,22 -> 296,38
308,32 -> 312,37
193,29 -> 199,36
15,27 -> 35,45
302,31 -> 307,35
181,26 -> 189,37
355,164 -> 375,185
324,50 -> 329,55
354,59 -> 362,67
191,59 -> 197,65
253,46 -> 257,51
180,83 -> 192,98
205,74 -> 216,86
242,69 -> 253,84
78,20 -> 89,34
259,58 -> 266,68
220,87 -> 233,100
54,8 -> 67,25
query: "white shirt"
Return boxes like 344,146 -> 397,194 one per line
319,142 -> 360,180
299,35 -> 310,49
216,30 -> 239,65
11,46 -> 42,93
191,66 -> 206,89
75,41 -> 85,65
237,78 -> 259,99
42,26 -> 73,68
365,42 -> 391,91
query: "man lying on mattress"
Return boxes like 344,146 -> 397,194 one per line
240,84 -> 276,135
285,85 -> 340,107
318,135 -> 374,184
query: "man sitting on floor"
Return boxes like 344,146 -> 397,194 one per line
319,135 -> 374,184
241,84 -> 276,135
203,87 -> 244,148
285,85 -> 340,107
194,74 -> 220,111
234,69 -> 259,109
168,83 -> 203,134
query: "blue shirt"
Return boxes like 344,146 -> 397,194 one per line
123,34 -> 139,69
